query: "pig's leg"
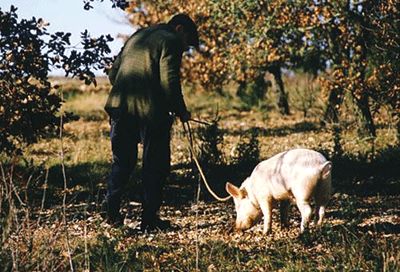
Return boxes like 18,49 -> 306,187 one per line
280,200 -> 290,229
314,177 -> 331,226
316,205 -> 326,226
296,200 -> 312,233
260,198 -> 273,234
314,194 -> 328,226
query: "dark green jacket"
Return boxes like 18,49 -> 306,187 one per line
105,24 -> 187,123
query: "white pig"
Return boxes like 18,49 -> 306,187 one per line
226,148 -> 332,234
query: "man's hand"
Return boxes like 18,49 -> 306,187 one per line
179,111 -> 191,123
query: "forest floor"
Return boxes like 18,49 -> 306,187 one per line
1,76 -> 399,271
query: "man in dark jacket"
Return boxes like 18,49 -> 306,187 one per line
104,14 -> 199,231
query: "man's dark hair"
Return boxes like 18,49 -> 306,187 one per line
168,13 -> 199,49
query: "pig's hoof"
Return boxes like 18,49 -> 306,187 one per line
262,229 -> 272,235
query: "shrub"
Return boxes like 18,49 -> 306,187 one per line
196,118 -> 225,168
0,5 -> 113,155
230,128 -> 260,169
236,75 -> 269,110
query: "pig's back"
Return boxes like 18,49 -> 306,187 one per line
250,149 -> 328,199
278,148 -> 327,168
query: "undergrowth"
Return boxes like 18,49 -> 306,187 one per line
0,78 -> 399,271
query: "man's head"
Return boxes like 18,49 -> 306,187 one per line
168,13 -> 199,51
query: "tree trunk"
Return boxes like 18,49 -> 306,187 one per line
353,93 -> 376,138
391,111 -> 400,143
268,66 -> 290,115
324,88 -> 344,124
397,118 -> 400,143
332,123 -> 343,157
324,23 -> 345,125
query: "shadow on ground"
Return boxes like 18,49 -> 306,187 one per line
9,123 -> 400,214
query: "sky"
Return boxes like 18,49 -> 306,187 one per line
1,0 -> 136,75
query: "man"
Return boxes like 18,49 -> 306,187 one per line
104,14 -> 199,231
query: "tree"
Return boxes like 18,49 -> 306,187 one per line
123,0 -> 302,114
0,5 -> 113,155
2,0 -> 398,155
317,1 -> 399,138
121,1 -> 399,140
360,1 -> 400,139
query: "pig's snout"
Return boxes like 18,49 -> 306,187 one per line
234,218 -> 256,231
225,220 -> 249,234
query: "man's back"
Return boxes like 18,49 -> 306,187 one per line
105,24 -> 185,123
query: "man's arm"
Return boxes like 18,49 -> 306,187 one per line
159,37 -> 190,120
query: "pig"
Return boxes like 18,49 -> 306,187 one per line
226,148 -> 332,234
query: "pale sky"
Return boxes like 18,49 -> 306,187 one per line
0,0 -> 135,75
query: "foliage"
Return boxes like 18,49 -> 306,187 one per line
236,75 -> 269,110
196,119 -> 225,168
0,5 -> 113,155
124,1 -> 290,94
230,129 -> 260,168
314,1 -> 400,138
83,0 -> 129,10
123,0 -> 400,139
289,74 -> 320,118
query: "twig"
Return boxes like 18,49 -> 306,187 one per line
84,204 -> 90,272
0,163 -> 10,245
37,168 -> 49,227
0,163 -> 7,219
23,173 -> 34,260
59,90 -> 75,272
195,178 -> 201,272
8,163 -> 26,207
2,161 -> 20,270
11,248 -> 19,271
190,118 -> 212,126
340,224 -> 373,250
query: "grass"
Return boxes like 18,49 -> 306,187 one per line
1,74 -> 399,271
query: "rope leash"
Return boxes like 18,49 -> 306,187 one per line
182,121 -> 231,202
189,118 -> 213,126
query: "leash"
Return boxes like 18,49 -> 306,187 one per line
189,118 -> 213,126
182,120 -> 231,202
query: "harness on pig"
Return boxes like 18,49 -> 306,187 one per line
182,120 -> 232,202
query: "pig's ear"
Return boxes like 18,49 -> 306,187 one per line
226,182 -> 247,199
321,161 -> 332,179
226,182 -> 241,198
240,188 -> 248,198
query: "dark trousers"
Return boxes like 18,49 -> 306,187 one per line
106,110 -> 173,221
